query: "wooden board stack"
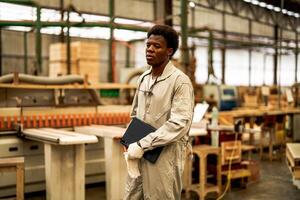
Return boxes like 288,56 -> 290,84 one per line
49,42 -> 100,83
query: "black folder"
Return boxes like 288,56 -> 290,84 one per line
120,117 -> 163,163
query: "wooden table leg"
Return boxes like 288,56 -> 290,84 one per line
104,138 -> 127,200
44,144 -> 85,200
16,163 -> 24,200
199,154 -> 206,200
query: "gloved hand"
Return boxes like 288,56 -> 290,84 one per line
127,142 -> 144,159
124,152 -> 140,178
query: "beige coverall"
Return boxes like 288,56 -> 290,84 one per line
124,61 -> 194,200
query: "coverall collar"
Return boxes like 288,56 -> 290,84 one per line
142,61 -> 176,82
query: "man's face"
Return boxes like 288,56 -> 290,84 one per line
146,34 -> 173,67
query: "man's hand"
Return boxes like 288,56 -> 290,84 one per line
128,142 -> 144,159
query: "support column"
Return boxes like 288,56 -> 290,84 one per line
221,2 -> 226,84
66,9 -> 71,74
274,25 -> 279,85
180,0 -> 190,75
23,32 -> 28,74
0,28 -> 2,76
108,0 -> 115,82
248,19 -> 252,86
295,32 -> 299,83
154,0 -> 173,25
35,5 -> 42,75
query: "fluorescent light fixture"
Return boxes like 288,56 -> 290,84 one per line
259,2 -> 266,7
282,9 -> 287,14
287,11 -> 294,16
266,4 -> 274,9
274,7 -> 281,12
243,0 -> 251,3
189,1 -> 196,8
294,13 -> 300,18
251,0 -> 259,5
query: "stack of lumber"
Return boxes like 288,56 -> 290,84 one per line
49,42 -> 100,83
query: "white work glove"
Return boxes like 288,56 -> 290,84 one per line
124,152 -> 140,179
127,142 -> 144,159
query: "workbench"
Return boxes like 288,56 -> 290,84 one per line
22,128 -> 98,200
75,125 -> 126,200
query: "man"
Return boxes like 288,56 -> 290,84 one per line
124,24 -> 194,200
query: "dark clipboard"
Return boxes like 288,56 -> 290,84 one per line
120,117 -> 163,163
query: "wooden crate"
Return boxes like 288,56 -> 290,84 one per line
49,42 -> 99,62
71,42 -> 100,60
286,143 -> 300,179
49,43 -> 77,62
49,61 -> 76,77
72,60 -> 100,83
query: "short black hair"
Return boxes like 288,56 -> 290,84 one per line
147,24 -> 179,57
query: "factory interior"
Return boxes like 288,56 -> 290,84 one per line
1,0 -> 300,199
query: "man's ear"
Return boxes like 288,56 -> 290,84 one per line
167,48 -> 173,57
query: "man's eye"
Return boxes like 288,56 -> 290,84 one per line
154,44 -> 160,48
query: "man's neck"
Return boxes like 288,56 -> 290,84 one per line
151,59 -> 169,77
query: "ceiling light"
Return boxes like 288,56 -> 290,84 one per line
274,7 -> 281,12
251,0 -> 259,5
243,0 -> 251,3
189,1 -> 196,8
259,2 -> 266,7
266,4 -> 274,9
282,9 -> 287,14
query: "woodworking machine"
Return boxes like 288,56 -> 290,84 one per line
0,73 -> 132,197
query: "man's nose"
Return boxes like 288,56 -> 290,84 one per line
147,45 -> 154,52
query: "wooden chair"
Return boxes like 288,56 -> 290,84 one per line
221,141 -> 251,189
0,157 -> 24,200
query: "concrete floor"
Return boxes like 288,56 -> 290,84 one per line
24,154 -> 300,200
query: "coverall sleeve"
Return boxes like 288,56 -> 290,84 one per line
139,79 -> 194,150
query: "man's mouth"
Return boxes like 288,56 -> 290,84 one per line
146,55 -> 154,59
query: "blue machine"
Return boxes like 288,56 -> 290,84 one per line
203,85 -> 238,111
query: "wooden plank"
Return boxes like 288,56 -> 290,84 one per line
0,157 -> 24,166
0,83 -> 136,89
23,128 -> 98,145
75,125 -> 125,139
